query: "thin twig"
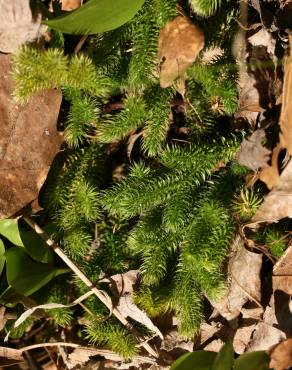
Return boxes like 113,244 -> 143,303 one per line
23,217 -> 158,358
19,343 -> 157,364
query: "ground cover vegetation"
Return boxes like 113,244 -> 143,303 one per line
1,0 -> 292,368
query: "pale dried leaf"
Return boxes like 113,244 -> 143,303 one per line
203,339 -> 224,352
233,307 -> 263,354
236,129 -> 271,171
0,0 -> 45,53
274,244 -> 292,276
209,236 -> 262,321
248,28 -> 276,56
107,270 -> 139,295
252,159 -> 292,222
0,55 -> 63,219
116,295 -> 163,339
158,16 -> 204,88
0,346 -> 24,367
269,339 -> 292,370
247,303 -> 286,352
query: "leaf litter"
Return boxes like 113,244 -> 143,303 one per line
3,1 -> 292,369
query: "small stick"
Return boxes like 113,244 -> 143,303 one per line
23,217 -> 158,358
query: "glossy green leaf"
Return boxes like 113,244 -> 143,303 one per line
0,219 -> 23,247
170,351 -> 217,370
234,351 -> 271,370
0,239 -> 5,276
5,247 -> 68,296
211,342 -> 234,370
46,0 -> 145,35
19,229 -> 53,263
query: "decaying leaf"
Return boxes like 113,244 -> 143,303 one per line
0,346 -> 24,367
0,54 -> 63,219
157,16 -> 204,88
269,339 -> 292,370
252,159 -> 292,222
104,270 -> 163,339
209,236 -> 262,321
236,129 -> 271,172
279,35 -> 292,155
258,142 -> 281,190
0,0 -> 45,53
248,28 -> 276,57
233,307 -> 263,354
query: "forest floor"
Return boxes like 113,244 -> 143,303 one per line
2,0 -> 292,369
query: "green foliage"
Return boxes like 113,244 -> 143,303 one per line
85,319 -> 138,359
232,188 -> 263,221
65,95 -> 99,148
46,0 -> 145,35
170,342 -> 270,370
133,285 -> 171,317
189,0 -> 224,16
13,47 -> 113,102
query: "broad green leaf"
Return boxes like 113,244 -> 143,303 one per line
170,351 -> 217,370
5,247 -> 68,296
234,351 -> 271,370
211,342 -> 234,370
46,0 -> 145,35
0,239 -> 5,276
0,219 -> 23,247
19,230 -> 53,263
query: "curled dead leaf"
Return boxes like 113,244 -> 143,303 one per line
269,339 -> 292,370
157,16 -> 204,88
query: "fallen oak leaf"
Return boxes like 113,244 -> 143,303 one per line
157,15 -> 204,88
0,346 -> 24,367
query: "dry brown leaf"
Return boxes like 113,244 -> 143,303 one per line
236,129 -> 271,172
103,270 -> 163,339
0,54 -> 63,219
208,236 -> 262,321
49,0 -> 82,12
274,244 -> 292,276
269,339 -> 292,370
233,307 -> 263,354
247,303 -> 286,352
0,346 -> 24,367
0,0 -> 45,53
279,35 -> 292,155
258,142 -> 281,190
157,16 -> 204,88
252,159 -> 292,222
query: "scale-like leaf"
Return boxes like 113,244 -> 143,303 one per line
46,0 -> 145,35
5,247 -> 68,296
